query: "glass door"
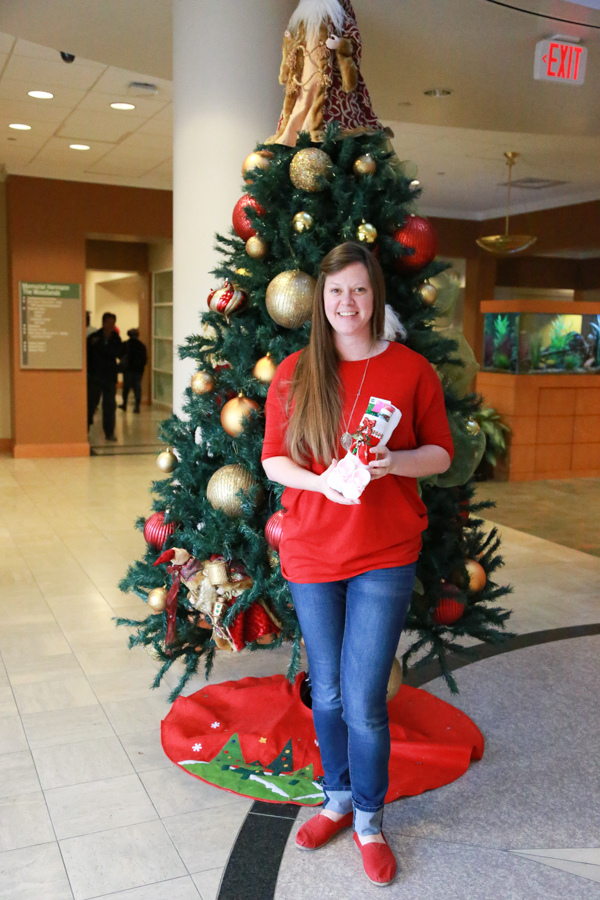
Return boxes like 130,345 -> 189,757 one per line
152,270 -> 173,407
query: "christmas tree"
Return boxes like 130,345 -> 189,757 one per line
117,1 -> 512,701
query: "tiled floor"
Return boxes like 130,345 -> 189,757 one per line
475,477 -> 600,558
0,451 -> 598,899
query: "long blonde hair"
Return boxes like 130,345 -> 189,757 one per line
286,242 -> 386,466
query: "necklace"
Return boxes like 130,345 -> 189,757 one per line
340,353 -> 372,451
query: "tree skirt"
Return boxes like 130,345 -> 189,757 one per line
161,673 -> 484,806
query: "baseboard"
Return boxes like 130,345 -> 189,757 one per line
13,442 -> 90,459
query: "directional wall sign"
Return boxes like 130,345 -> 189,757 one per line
19,281 -> 83,370
534,39 -> 587,85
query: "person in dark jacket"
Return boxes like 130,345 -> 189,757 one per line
119,328 -> 148,413
87,312 -> 122,440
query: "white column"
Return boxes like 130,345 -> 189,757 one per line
172,0 -> 296,414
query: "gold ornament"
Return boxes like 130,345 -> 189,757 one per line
156,447 -> 177,474
145,641 -> 165,660
353,154 -> 377,177
386,657 -> 403,702
220,393 -> 260,437
266,270 -> 316,329
267,548 -> 280,569
233,268 -> 252,289
191,371 -> 215,394
252,353 -> 278,384
356,221 -> 378,244
293,211 -> 314,233
465,418 -> 481,435
207,464 -> 260,517
242,150 -> 273,182
205,558 -> 230,586
465,559 -> 487,593
245,234 -> 269,259
289,148 -> 333,192
418,283 -> 438,306
147,587 -> 168,614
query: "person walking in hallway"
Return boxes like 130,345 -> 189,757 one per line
120,328 -> 148,413
262,243 -> 453,887
87,312 -> 122,441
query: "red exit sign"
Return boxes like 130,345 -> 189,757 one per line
534,39 -> 587,85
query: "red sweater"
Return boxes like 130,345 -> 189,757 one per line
261,342 -> 454,583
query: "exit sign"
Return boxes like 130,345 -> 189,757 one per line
534,39 -> 587,85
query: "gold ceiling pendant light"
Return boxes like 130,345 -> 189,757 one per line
476,152 -> 537,256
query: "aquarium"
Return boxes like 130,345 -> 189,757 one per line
482,312 -> 600,374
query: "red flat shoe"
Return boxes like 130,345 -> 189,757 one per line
353,832 -> 397,886
295,812 -> 354,850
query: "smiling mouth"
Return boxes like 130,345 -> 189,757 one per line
337,311 -> 358,317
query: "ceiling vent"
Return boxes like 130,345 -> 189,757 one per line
500,177 -> 569,190
128,81 -> 159,96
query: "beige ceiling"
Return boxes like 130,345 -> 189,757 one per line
1,0 -> 600,216
0,34 -> 172,190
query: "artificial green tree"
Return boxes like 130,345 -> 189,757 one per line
117,124 -> 512,700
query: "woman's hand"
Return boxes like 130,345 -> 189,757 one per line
317,460 -> 361,505
368,445 -> 392,480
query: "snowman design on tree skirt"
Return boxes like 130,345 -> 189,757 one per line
267,0 -> 386,146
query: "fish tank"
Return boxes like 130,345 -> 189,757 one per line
483,311 -> 600,374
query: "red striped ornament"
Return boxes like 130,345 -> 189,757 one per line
432,596 -> 465,626
207,281 -> 247,319
143,512 -> 176,550
265,510 -> 285,552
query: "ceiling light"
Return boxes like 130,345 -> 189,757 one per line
9,123 -> 31,130
110,102 -> 136,110
476,152 -> 537,257
424,88 -> 453,97
398,101 -> 412,107
28,90 -> 54,99
70,143 -> 90,150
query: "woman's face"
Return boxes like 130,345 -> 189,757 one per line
323,262 -> 374,342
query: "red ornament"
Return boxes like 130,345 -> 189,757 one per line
392,215 -> 438,272
144,512 -> 176,550
228,602 -> 280,652
433,596 -> 465,626
207,281 -> 247,318
265,510 -> 285,552
232,194 -> 265,241
432,583 -> 465,625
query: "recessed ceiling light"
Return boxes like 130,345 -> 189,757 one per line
110,102 -> 136,110
9,123 -> 31,130
70,143 -> 90,150
437,172 -> 446,176
424,88 -> 453,98
28,90 -> 54,99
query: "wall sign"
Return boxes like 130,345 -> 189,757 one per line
20,282 -> 83,370
534,39 -> 587,84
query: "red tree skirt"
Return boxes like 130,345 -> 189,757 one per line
161,673 -> 484,807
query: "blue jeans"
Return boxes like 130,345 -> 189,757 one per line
288,563 -> 416,835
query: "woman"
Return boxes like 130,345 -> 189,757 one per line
261,242 -> 453,886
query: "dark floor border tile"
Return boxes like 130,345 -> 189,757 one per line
218,622 -> 600,900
